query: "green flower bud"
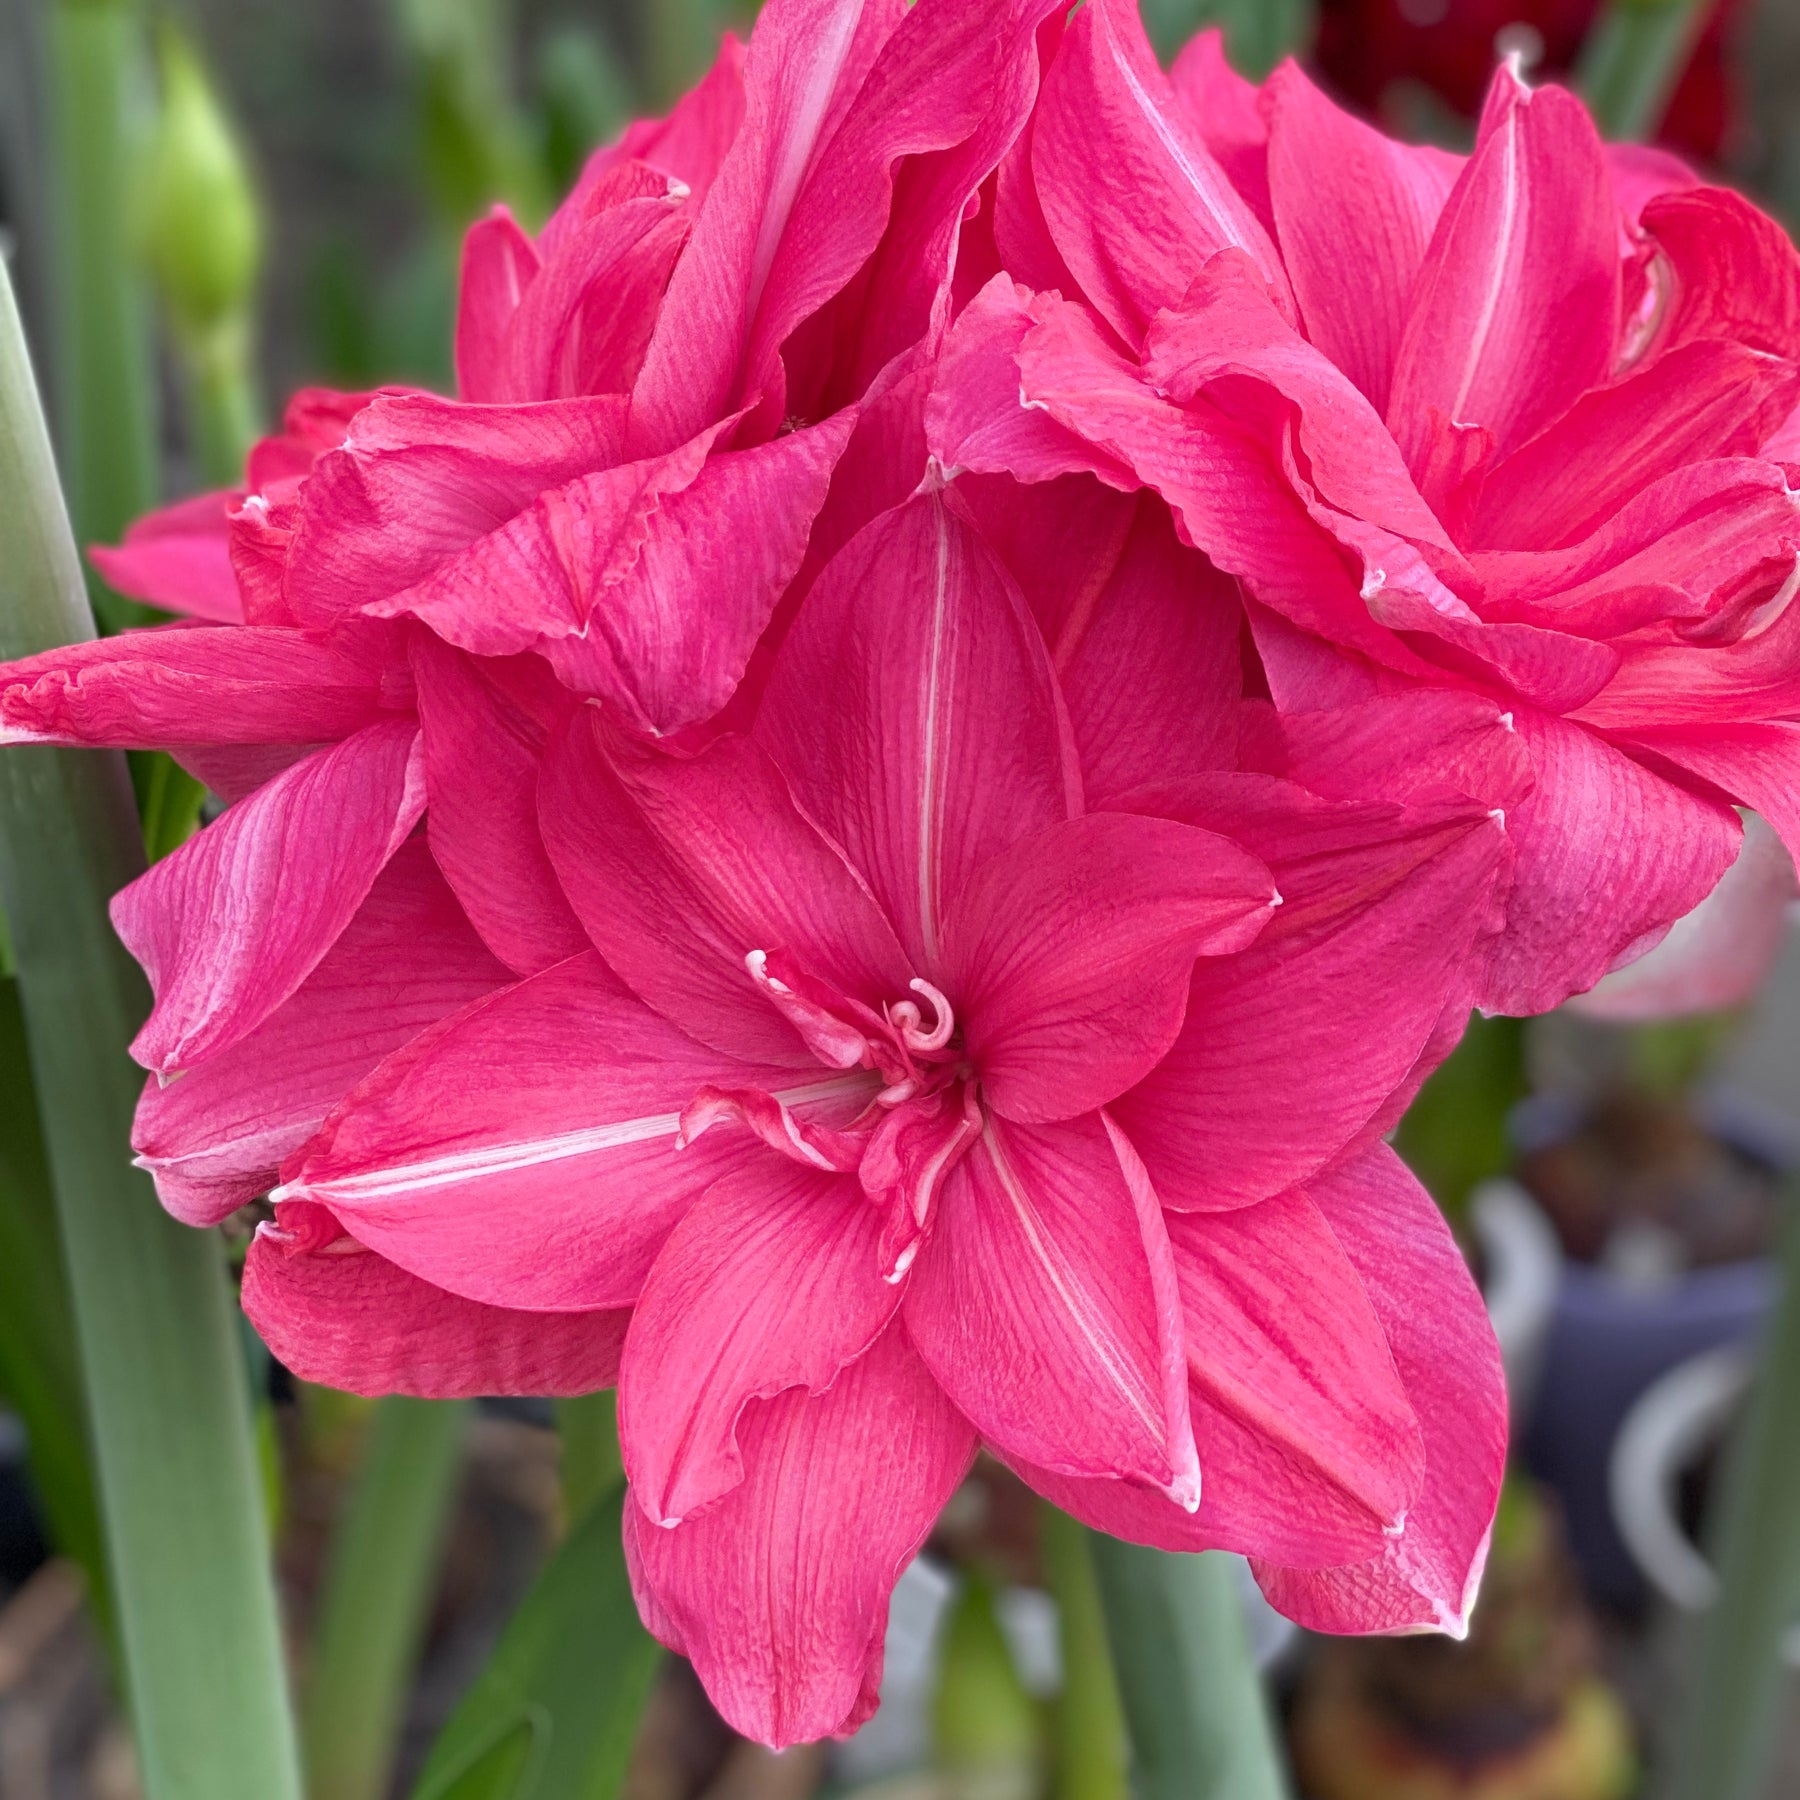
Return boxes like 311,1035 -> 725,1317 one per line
137,25 -> 261,343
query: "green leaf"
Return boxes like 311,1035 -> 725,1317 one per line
48,0 -> 161,632
1137,0 -> 1316,80
410,1485 -> 662,1800
0,259 -> 301,1800
0,972 -> 109,1631
1042,1506 -> 1129,1800
554,1389 -> 621,1524
1578,0 -> 1712,142
1088,1539 -> 1290,1800
1658,1187 -> 1800,1800
303,1397 -> 469,1800
129,749 -> 207,862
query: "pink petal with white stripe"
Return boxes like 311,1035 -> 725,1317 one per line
113,719 -> 426,1076
624,1323 -> 974,1748
619,1158 -> 899,1525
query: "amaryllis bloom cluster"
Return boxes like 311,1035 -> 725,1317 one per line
935,0 -> 1800,1017
0,0 -> 1792,1750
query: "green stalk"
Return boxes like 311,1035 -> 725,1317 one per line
1657,1188 -> 1800,1800
644,0 -> 724,107
1138,0 -> 1316,77
1087,1538 -> 1290,1800
182,318 -> 262,489
0,262 -> 301,1800
1041,1507 -> 1129,1800
302,1397 -> 469,1800
555,1388 -> 623,1524
1578,0 -> 1712,141
0,974 -> 110,1634
48,0 -> 159,624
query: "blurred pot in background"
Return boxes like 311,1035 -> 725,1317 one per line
1291,1480 -> 1634,1800
1314,0 -> 1742,158
1514,1082 -> 1784,1610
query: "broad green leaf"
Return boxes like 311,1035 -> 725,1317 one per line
0,257 -> 301,1800
0,973 -> 109,1629
410,1485 -> 661,1800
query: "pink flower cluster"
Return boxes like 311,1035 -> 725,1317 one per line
6,0 -> 1799,1745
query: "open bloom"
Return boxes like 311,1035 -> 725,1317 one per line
935,2 -> 1800,1015
0,0 -> 1072,1147
256,483 -> 1510,1742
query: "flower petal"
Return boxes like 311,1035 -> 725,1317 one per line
904,1111 -> 1197,1504
274,952 -> 851,1311
756,486 -> 1075,976
131,840 -> 508,1224
619,1159 -> 899,1526
1170,1190 -> 1423,1560
1265,61 -> 1459,414
88,492 -> 245,623
945,812 -> 1276,1125
242,1233 -> 628,1398
1386,67 -> 1619,471
537,416 -> 853,732
1482,710 -> 1743,1015
283,392 -> 633,627
1572,810 -> 1796,1020
1251,1144 -> 1505,1639
624,1321 -> 975,1747
542,710 -> 912,1065
113,719 -> 426,1076
1029,0 -> 1289,347
410,635 -> 589,975
1645,185 -> 1800,363
628,0 -> 905,454
0,625 -> 395,748
1112,769 -> 1510,1209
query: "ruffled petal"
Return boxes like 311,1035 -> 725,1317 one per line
113,719 -> 426,1076
1029,0 -> 1288,347
131,841 -> 507,1223
242,1233 -> 628,1398
624,1321 -> 975,1747
619,1158 -> 899,1525
1251,1144 -> 1506,1639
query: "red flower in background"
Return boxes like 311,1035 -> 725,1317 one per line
1316,0 -> 1742,161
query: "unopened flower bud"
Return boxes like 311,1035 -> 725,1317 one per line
137,25 -> 261,344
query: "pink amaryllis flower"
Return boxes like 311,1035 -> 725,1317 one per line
0,0 -> 1073,1205
258,481 -> 1511,1743
937,0 -> 1800,1016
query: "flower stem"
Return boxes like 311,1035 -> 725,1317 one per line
47,0 -> 160,627
555,1388 -> 623,1524
302,1397 -> 469,1800
1657,1186 -> 1800,1800
0,260 -> 301,1800
1041,1506 -> 1130,1800
1578,0 -> 1712,142
1086,1537 -> 1290,1800
180,315 -> 263,490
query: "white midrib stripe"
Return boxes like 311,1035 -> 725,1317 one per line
1109,31 -> 1251,257
746,0 -> 865,323
917,498 -> 952,964
1448,115 -> 1520,426
275,1076 -> 863,1205
980,1121 -> 1166,1448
